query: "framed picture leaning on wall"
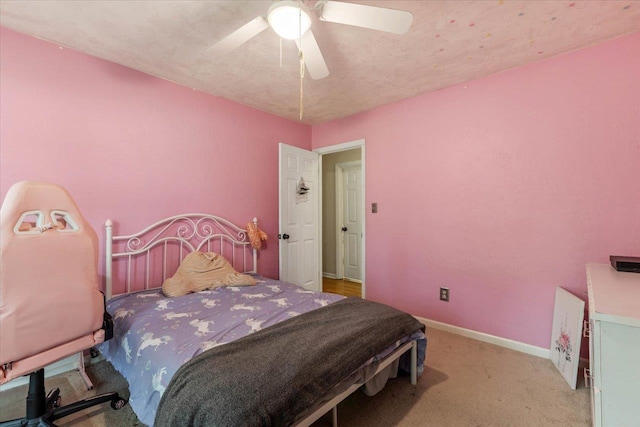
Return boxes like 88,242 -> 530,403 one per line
550,287 -> 585,390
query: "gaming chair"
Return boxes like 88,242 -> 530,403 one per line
0,181 -> 126,426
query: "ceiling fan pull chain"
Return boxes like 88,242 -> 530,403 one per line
299,49 -> 305,121
298,0 -> 304,121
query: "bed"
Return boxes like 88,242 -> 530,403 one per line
98,214 -> 427,426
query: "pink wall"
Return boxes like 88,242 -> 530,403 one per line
2,24 -> 639,350
0,27 -> 311,286
312,32 -> 640,349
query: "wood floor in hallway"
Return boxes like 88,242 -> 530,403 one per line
322,277 -> 362,298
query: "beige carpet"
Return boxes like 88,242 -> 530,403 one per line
0,328 -> 591,426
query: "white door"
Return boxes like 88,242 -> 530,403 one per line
342,164 -> 362,281
278,143 -> 320,291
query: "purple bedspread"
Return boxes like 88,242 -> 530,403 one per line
155,297 -> 425,427
99,276 -> 426,426
98,277 -> 343,426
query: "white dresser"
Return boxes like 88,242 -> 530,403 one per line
586,263 -> 640,427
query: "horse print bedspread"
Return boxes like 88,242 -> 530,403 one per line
98,276 -> 344,426
155,297 -> 426,427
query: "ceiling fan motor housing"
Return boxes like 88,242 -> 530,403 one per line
267,0 -> 312,40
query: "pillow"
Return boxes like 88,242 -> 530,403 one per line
162,251 -> 256,297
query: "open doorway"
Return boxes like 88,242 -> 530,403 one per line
317,143 -> 364,298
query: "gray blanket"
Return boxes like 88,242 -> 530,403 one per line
155,297 -> 424,427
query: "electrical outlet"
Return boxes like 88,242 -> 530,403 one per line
440,287 -> 450,302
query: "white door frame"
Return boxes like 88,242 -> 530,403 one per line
335,160 -> 362,282
314,139 -> 366,298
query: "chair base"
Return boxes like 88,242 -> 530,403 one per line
0,369 -> 127,427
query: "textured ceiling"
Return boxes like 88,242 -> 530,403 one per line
1,1 -> 638,124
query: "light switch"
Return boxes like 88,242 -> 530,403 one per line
372,203 -> 378,213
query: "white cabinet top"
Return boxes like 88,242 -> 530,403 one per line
587,263 -> 640,327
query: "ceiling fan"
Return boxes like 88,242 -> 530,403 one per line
208,0 -> 414,80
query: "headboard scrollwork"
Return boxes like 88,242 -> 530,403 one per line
105,214 -> 258,299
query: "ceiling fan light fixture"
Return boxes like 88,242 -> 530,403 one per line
268,1 -> 311,40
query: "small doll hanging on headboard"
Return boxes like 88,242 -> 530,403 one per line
246,219 -> 267,250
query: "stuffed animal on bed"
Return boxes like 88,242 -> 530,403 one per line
161,251 -> 257,297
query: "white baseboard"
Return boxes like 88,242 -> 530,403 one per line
414,316 -> 591,368
414,316 -> 550,359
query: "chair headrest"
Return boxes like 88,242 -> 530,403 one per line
1,181 -> 92,235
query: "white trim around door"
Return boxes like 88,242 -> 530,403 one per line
314,139 -> 366,298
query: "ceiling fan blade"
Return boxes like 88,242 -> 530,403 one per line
295,30 -> 330,80
320,1 -> 413,35
208,16 -> 270,56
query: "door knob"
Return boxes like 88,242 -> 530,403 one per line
282,233 -> 290,240
341,227 -> 347,232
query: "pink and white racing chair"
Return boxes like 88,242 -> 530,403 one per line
0,181 -> 126,426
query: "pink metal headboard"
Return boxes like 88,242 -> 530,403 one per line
105,214 -> 258,299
